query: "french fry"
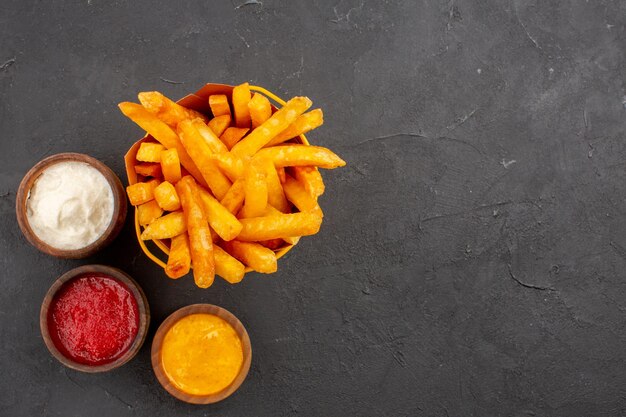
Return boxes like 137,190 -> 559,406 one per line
177,120 -> 232,200
210,152 -> 245,182
140,211 -> 187,240
134,163 -> 162,178
118,102 -> 206,187
214,245 -> 245,283
138,91 -> 207,128
248,93 -> 272,129
208,114 -> 232,138
256,145 -> 346,169
160,148 -> 182,184
293,166 -> 325,197
209,94 -> 231,118
192,119 -> 228,154
197,187 -> 242,241
266,109 -> 324,146
260,157 -> 290,213
136,142 -> 165,162
237,212 -> 322,241
165,233 -> 191,279
220,179 -> 246,215
277,167 -> 287,183
242,158 -> 268,218
127,179 -> 159,205
223,241 -> 277,274
282,174 -> 322,215
137,200 -> 163,226
176,176 -> 215,288
232,82 -> 252,128
220,127 -> 249,150
154,181 -> 181,211
231,97 -> 313,157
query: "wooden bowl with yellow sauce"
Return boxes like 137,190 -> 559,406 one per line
151,304 -> 252,404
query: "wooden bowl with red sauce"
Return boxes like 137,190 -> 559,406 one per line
40,265 -> 150,373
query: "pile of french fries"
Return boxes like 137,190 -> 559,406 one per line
120,83 -> 345,288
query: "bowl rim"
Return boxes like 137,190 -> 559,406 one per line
40,264 -> 150,373
16,152 -> 127,259
151,303 -> 252,404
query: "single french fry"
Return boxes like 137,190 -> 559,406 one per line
220,127 -> 249,150
207,114 -> 232,138
266,109 -> 324,146
277,167 -> 287,183
220,179 -> 246,215
160,148 -> 182,184
197,187 -> 242,241
214,245 -> 245,283
231,97 -> 313,157
165,233 -> 191,279
282,174 -> 322,215
140,211 -> 187,240
260,157 -> 290,213
237,212 -> 322,241
209,94 -> 231,118
127,179 -> 159,205
154,181 -> 181,211
223,241 -> 277,274
137,200 -> 163,226
256,145 -> 346,169
191,119 -> 229,154
211,152 -> 245,182
232,82 -> 252,128
177,120 -> 232,200
248,93 -> 272,129
136,142 -> 165,162
138,91 -> 207,128
242,158 -> 268,218
134,163 -> 162,178
176,176 -> 215,288
118,102 -> 206,187
293,166 -> 325,197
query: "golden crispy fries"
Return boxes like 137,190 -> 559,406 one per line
224,241 -> 277,273
214,245 -> 245,283
210,152 -> 245,182
231,97 -> 313,157
197,187 -> 242,241
119,103 -> 206,187
192,118 -> 228,154
232,83 -> 252,128
160,148 -> 182,184
134,163 -> 162,178
282,175 -> 322,215
154,181 -> 181,211
137,200 -> 163,226
140,211 -> 187,240
248,93 -> 272,129
176,176 -> 215,288
136,142 -> 165,162
208,114 -> 231,138
127,179 -> 159,205
209,94 -> 231,118
260,158 -> 290,213
138,91 -> 207,128
220,179 -> 246,215
242,158 -> 268,218
177,120 -> 232,199
165,233 -> 191,279
293,166 -> 325,197
238,212 -> 322,241
277,167 -> 287,184
220,127 -> 249,150
266,109 -> 324,146
256,145 -> 346,169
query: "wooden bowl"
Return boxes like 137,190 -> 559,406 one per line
40,264 -> 150,373
151,304 -> 252,404
16,152 -> 127,259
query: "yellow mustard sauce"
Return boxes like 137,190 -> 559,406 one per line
161,313 -> 243,396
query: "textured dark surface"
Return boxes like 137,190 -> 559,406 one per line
1,0 -> 625,416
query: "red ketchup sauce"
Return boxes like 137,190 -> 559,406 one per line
47,274 -> 139,366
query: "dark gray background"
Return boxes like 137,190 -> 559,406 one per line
1,0 -> 625,416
